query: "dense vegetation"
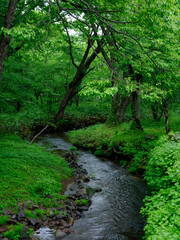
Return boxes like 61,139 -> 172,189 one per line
141,136 -> 180,240
0,0 -> 179,239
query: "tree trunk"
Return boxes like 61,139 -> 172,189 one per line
55,44 -> 101,123
117,96 -> 132,124
163,99 -> 170,134
109,93 -> 131,124
151,103 -> 163,121
0,0 -> 19,83
131,90 -> 143,131
55,71 -> 84,122
128,65 -> 143,131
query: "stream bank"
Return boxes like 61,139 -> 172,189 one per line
33,133 -> 147,240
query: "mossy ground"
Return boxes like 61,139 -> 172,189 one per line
0,134 -> 73,213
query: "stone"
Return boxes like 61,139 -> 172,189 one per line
60,219 -> 69,227
56,230 -> 67,239
82,176 -> 90,182
93,186 -> 102,192
76,188 -> 87,195
77,206 -> 88,212
68,217 -> 74,225
32,236 -> 40,240
66,205 -> 76,211
18,209 -> 25,221
29,218 -> 39,226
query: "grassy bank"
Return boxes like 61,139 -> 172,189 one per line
0,134 -> 73,239
69,122 -> 162,173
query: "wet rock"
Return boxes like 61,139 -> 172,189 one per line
32,236 -> 40,240
8,219 -> 17,224
68,217 -> 74,225
82,176 -> 90,182
11,214 -> 17,219
18,209 -> 25,221
42,216 -> 48,222
29,218 -> 39,226
87,186 -> 102,194
31,204 -> 40,209
68,195 -> 76,200
56,230 -> 67,239
76,188 -> 87,195
66,205 -> 76,211
77,206 -> 88,212
60,219 -> 69,227
93,186 -> 102,192
54,214 -> 62,220
64,190 -> 76,196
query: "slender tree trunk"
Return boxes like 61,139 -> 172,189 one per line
131,91 -> 143,130
0,0 -> 19,83
55,71 -> 84,122
16,100 -> 21,112
55,44 -> 101,123
163,99 -> 170,134
151,103 -> 163,121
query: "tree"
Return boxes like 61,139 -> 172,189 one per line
0,0 -> 19,83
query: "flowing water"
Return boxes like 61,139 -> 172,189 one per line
35,133 -> 147,240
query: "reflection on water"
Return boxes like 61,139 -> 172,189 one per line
37,134 -> 147,240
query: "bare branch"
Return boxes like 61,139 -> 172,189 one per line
27,125 -> 49,146
84,66 -> 96,76
100,20 -> 158,68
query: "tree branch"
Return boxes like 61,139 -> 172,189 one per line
59,15 -> 78,68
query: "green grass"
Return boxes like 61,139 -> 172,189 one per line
0,134 -> 73,212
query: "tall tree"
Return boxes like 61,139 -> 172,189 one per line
0,0 -> 19,83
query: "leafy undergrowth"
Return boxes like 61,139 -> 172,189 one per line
141,136 -> 180,240
0,106 -> 54,137
69,122 -> 160,173
0,134 -> 73,212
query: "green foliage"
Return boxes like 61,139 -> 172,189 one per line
69,123 -> 157,172
0,215 -> 9,225
25,210 -> 37,219
75,199 -> 89,206
0,134 -> 73,212
70,146 -> 77,151
144,136 -> 180,191
3,223 -> 24,240
141,136 -> 180,239
94,149 -> 104,157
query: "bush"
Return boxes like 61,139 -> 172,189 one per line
141,136 -> 180,240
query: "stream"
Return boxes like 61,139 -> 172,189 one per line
35,133 -> 147,240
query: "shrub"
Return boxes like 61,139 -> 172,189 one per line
141,136 -> 180,240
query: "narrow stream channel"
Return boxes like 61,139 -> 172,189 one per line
36,133 -> 147,240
